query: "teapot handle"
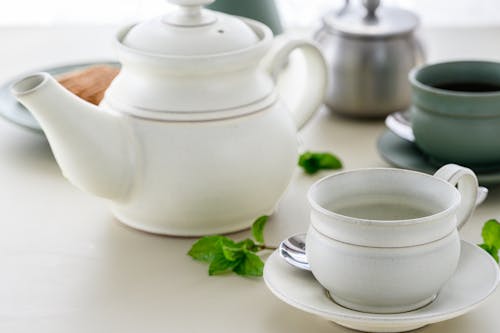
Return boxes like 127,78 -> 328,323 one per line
434,164 -> 479,230
261,35 -> 328,130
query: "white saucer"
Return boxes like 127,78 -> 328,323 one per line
264,240 -> 499,333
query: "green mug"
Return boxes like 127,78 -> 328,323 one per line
410,61 -> 500,169
207,0 -> 283,35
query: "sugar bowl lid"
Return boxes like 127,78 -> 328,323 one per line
120,0 -> 261,56
323,0 -> 419,38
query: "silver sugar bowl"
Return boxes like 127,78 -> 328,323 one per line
315,0 -> 425,117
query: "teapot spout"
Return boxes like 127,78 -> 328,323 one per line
11,73 -> 132,200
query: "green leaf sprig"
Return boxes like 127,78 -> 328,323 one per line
298,151 -> 343,175
479,219 -> 500,262
188,216 -> 276,277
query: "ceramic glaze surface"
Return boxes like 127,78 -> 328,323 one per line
307,166 -> 478,247
10,0 -> 327,236
305,164 -> 478,313
412,109 -> 500,166
110,100 -> 297,235
377,130 -> 500,185
264,241 -> 500,333
121,0 -> 259,56
410,61 -> 500,167
306,226 -> 461,314
110,19 -> 274,114
122,12 -> 259,55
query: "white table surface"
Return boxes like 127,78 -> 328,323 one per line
1,26 -> 500,333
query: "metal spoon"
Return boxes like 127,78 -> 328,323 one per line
279,187 -> 489,271
279,233 -> 310,271
385,110 -> 415,142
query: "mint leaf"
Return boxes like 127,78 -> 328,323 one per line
478,219 -> 500,262
237,238 -> 258,252
317,153 -> 343,169
298,151 -> 343,175
222,244 -> 245,261
298,152 -> 320,174
188,236 -> 224,263
220,237 -> 237,247
482,219 -> 500,248
188,214 -> 276,278
234,252 -> 264,277
252,215 -> 269,244
479,243 -> 499,263
209,252 -> 242,275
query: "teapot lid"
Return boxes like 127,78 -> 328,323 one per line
323,0 -> 419,38
121,0 -> 261,56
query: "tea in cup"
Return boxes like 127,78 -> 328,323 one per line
305,164 -> 478,313
410,61 -> 500,168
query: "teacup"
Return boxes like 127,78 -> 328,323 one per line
410,61 -> 500,168
305,164 -> 478,314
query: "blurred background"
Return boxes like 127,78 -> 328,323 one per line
0,0 -> 497,28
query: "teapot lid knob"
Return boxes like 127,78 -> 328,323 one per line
164,0 -> 216,26
362,0 -> 380,21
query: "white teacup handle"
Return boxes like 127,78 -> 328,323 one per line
261,35 -> 328,130
434,164 -> 479,230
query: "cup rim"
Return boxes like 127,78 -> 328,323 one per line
307,168 -> 461,226
409,60 -> 500,98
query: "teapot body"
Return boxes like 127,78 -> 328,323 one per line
104,98 -> 297,236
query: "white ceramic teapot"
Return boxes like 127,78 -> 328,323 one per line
11,0 -> 327,236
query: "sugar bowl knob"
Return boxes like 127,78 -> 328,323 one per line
363,0 -> 380,20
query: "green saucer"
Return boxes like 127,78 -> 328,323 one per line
377,130 -> 500,186
0,61 -> 120,135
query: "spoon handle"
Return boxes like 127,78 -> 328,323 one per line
385,111 -> 415,142
279,233 -> 311,271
